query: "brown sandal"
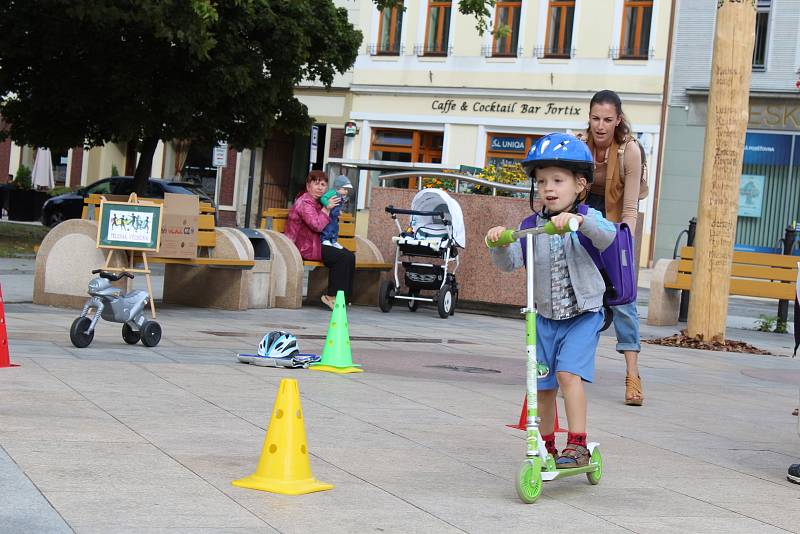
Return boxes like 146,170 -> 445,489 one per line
625,375 -> 644,406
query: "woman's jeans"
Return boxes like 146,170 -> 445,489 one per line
612,301 -> 641,354
585,193 -> 641,354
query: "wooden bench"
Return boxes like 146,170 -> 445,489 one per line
83,194 -> 255,269
83,194 -> 257,310
648,245 -> 799,325
260,207 -> 391,307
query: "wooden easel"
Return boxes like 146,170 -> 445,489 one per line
98,193 -> 157,318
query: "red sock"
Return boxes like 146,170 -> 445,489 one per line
567,432 -> 587,448
542,433 -> 557,456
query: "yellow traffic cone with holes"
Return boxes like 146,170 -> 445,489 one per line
308,290 -> 363,374
232,378 -> 333,495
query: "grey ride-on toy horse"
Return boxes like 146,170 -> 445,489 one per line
69,269 -> 162,348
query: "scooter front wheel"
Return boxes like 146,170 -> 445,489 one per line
516,457 -> 543,504
122,323 -> 141,345
586,447 -> 603,485
70,317 -> 94,348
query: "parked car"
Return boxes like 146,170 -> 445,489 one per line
40,177 -> 215,227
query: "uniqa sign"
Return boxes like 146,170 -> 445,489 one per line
490,136 -> 526,152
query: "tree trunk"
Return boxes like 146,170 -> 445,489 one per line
133,136 -> 159,195
686,1 -> 756,342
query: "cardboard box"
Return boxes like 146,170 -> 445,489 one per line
152,193 -> 199,259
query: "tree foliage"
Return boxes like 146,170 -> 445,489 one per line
0,0 -> 362,191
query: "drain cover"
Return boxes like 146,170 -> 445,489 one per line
425,364 -> 501,374
201,331 -> 248,337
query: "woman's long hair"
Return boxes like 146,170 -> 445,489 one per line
587,89 -> 631,146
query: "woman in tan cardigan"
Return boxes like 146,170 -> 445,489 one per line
583,90 -> 644,406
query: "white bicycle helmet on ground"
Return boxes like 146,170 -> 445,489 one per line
258,331 -> 299,358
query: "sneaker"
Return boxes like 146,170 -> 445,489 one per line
322,239 -> 334,247
555,444 -> 590,469
320,294 -> 335,310
789,464 -> 800,485
333,242 -> 344,249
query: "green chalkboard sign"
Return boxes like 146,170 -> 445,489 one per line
96,200 -> 163,251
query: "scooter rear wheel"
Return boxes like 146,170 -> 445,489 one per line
586,447 -> 603,485
122,324 -> 141,345
70,317 -> 94,348
141,321 -> 162,347
516,457 -> 543,504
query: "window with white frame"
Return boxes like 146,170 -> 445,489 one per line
492,1 -> 522,57
752,0 -> 770,71
377,1 -> 403,55
423,0 -> 452,56
619,0 -> 653,59
545,0 -> 575,58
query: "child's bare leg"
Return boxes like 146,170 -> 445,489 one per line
556,371 -> 586,434
537,388 -> 557,435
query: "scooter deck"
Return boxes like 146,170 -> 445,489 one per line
541,462 -> 600,481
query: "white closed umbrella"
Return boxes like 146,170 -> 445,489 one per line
32,148 -> 55,190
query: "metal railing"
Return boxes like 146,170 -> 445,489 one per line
377,171 -> 530,196
366,43 -> 405,56
533,46 -> 575,59
413,44 -> 453,57
608,46 -> 655,60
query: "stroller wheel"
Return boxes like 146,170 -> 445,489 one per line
379,280 -> 395,313
407,290 -> 419,312
449,289 -> 457,316
437,284 -> 453,319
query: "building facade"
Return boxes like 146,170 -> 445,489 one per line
336,0 -> 672,260
654,0 -> 800,261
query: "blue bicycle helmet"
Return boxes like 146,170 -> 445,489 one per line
521,133 -> 593,183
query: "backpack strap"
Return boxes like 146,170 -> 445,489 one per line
617,136 -> 629,184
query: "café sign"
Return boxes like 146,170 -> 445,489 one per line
431,98 -> 582,118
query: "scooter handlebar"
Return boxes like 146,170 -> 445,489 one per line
91,269 -> 134,281
485,218 -> 579,248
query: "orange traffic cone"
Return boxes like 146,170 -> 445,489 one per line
0,283 -> 18,369
232,378 -> 333,495
507,394 -> 565,433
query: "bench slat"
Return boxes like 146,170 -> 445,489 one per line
677,259 -> 798,282
302,260 -> 391,271
148,257 -> 255,268
668,273 -> 796,299
680,246 -> 799,268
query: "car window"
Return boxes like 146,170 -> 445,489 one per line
85,179 -> 113,195
146,181 -> 164,198
111,179 -> 135,196
165,183 -> 212,203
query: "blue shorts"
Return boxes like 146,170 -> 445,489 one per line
536,310 -> 604,390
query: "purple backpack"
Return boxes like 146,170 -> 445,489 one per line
519,204 -> 637,308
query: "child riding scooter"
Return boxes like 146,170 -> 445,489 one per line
485,133 -> 616,502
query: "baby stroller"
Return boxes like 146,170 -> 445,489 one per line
379,188 -> 465,318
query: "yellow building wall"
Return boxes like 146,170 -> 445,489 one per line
445,125 -> 479,167
85,142 -> 126,184
354,0 -> 670,95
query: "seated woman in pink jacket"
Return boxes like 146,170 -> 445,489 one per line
285,171 -> 355,310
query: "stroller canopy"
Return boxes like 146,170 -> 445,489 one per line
410,188 -> 465,248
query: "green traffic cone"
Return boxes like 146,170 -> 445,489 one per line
309,291 -> 363,374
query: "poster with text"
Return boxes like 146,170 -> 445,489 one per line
738,174 -> 765,218
96,201 -> 162,251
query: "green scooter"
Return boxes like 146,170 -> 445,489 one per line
487,218 -> 602,503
